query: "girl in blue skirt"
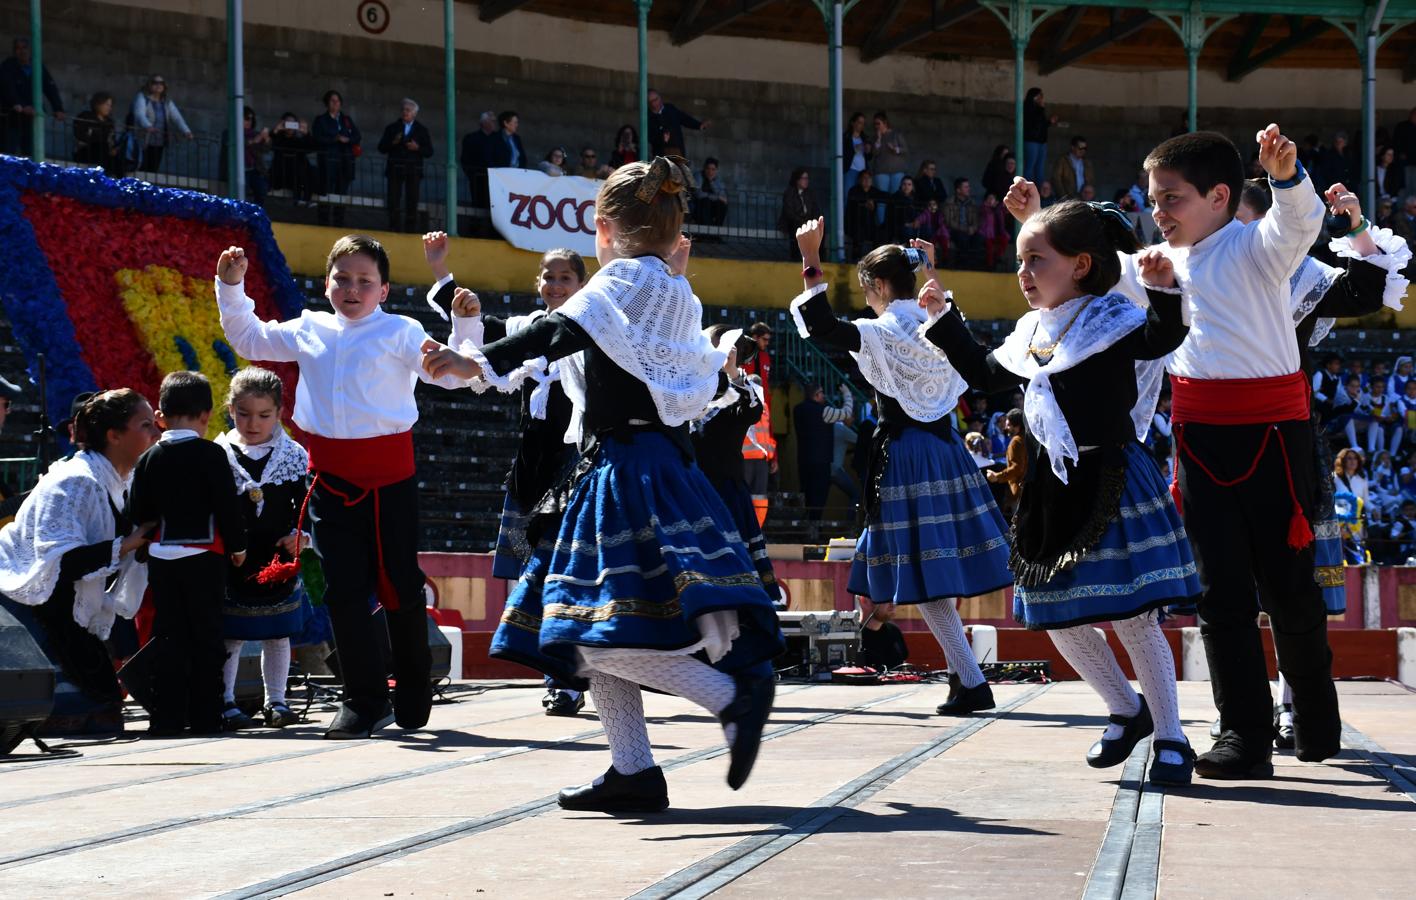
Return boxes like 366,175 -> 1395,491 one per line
425,235 -> 590,717
792,220 -> 1012,717
921,201 -> 1200,786
423,158 -> 783,813
215,368 -> 311,729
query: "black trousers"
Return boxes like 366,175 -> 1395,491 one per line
148,553 -> 228,732
1178,420 -> 1338,742
386,168 -> 422,232
309,473 -> 430,717
800,460 -> 831,522
140,145 -> 165,173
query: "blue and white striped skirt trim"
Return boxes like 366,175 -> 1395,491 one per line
847,427 -> 1012,605
1312,516 -> 1347,615
489,430 -> 783,688
1013,442 -> 1200,630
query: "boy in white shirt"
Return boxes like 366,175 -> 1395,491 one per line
1009,124 -> 1340,779
215,235 -> 462,739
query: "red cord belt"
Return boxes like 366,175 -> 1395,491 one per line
257,431 -> 416,609
1167,373 -> 1313,550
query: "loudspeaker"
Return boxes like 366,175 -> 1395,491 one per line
426,615 -> 451,681
0,604 -> 57,755
118,640 -> 264,715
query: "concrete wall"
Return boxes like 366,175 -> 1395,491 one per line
9,0 -> 1412,199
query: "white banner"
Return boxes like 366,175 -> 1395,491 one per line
488,167 -> 599,257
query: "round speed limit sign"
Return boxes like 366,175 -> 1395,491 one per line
357,0 -> 390,35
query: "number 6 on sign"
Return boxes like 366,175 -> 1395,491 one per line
357,0 -> 390,34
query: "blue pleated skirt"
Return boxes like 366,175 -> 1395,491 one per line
1312,516 -> 1348,615
847,427 -> 1013,605
1013,442 -> 1200,630
491,494 -> 541,581
222,582 -> 312,642
489,431 -> 784,688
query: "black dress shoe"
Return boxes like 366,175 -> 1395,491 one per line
558,765 -> 670,813
1195,732 -> 1274,779
1292,701 -> 1341,763
544,689 -> 586,717
394,680 -> 433,730
1273,704 -> 1295,751
935,681 -> 995,716
264,702 -> 300,729
718,673 -> 775,790
221,702 -> 257,732
1148,739 -> 1196,787
1209,716 -> 1222,739
1087,696 -> 1154,769
324,701 -> 395,740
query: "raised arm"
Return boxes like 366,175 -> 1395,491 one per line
1116,251 -> 1191,360
792,217 -> 862,351
1247,124 -> 1323,285
214,248 -> 302,362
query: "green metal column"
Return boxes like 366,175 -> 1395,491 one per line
226,0 -> 244,199
828,1 -> 844,262
1186,47 -> 1199,132
29,0 -> 43,161
1014,38 -> 1026,179
445,0 -> 459,235
637,0 -> 652,158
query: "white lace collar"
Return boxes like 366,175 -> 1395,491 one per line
215,427 -> 309,516
852,298 -> 968,423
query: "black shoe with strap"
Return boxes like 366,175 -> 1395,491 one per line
1148,739 -> 1196,787
1087,695 -> 1153,768
558,765 -> 670,813
719,673 -> 775,790
1195,731 -> 1274,779
544,689 -> 586,717
935,680 -> 995,716
264,702 -> 299,729
221,701 -> 257,732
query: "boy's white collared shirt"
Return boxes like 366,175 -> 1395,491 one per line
216,279 -> 465,439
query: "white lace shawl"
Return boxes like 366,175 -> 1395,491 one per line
790,291 -> 965,423
463,257 -> 727,443
991,293 -> 1162,484
0,450 -> 147,638
214,427 -> 309,517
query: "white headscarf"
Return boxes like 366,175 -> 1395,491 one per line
0,450 -> 147,638
991,293 -> 1163,483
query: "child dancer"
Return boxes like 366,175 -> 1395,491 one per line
425,233 -> 590,716
791,219 -> 1012,716
692,325 -> 783,607
922,200 -> 1199,785
1008,125 -> 1340,779
128,372 -> 248,736
1231,179 -> 1409,748
216,235 -> 469,739
423,158 -> 783,812
214,367 -> 311,730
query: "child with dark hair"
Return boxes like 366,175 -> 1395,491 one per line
214,367 -> 311,729
129,372 -> 248,736
1007,123 -> 1339,779
791,221 -> 1012,718
216,234 -> 470,740
922,199 -> 1198,785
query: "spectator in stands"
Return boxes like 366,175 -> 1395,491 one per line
1334,447 -> 1370,522
845,112 -> 872,181
1375,196 -> 1396,231
1022,87 -> 1057,184
830,420 -> 860,514
241,107 -> 270,207
985,409 -> 1026,517
741,323 -> 776,528
1370,375 -> 1403,456
1392,356 -> 1413,399
538,146 -> 568,176
941,177 -> 981,267
610,124 -> 638,168
778,167 -> 821,260
845,169 -> 885,258
1375,145 -> 1404,202
576,145 -> 607,179
964,432 -> 993,467
270,112 -> 317,206
1392,107 -> 1416,184
459,110 -> 498,208
914,198 -> 950,268
982,146 -> 1016,203
978,192 -> 1011,271
377,98 -> 434,233
313,90 -> 361,226
694,156 -> 728,227
1390,194 -> 1416,246
1316,131 -> 1355,191
914,159 -> 946,206
1050,135 -> 1092,199
73,92 -> 122,177
1387,499 -> 1416,562
869,112 -> 909,225
1127,170 -> 1150,211
1309,352 -> 1342,420
646,88 -> 708,157
794,383 -> 853,521
0,37 -> 64,157
490,110 -> 526,169
1037,178 -> 1057,208
1079,183 -> 1097,202
129,75 -> 193,173
890,175 -> 923,242
1347,358 -> 1369,389
1371,450 -> 1400,522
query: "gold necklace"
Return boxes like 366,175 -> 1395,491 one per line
1029,297 -> 1094,362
